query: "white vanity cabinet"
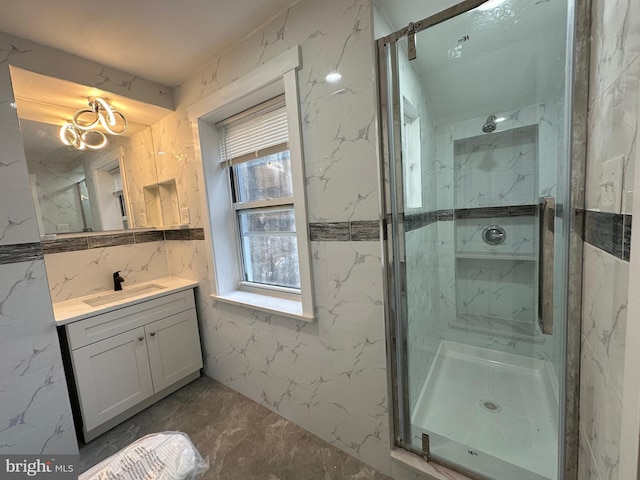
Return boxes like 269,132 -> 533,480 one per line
62,288 -> 202,441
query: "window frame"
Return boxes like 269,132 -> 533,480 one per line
189,45 -> 315,322
220,102 -> 300,292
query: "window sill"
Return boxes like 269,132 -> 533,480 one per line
211,290 -> 315,323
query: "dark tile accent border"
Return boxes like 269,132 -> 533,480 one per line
88,233 -> 135,249
159,228 -> 206,241
455,206 -> 510,219
134,231 -> 165,243
6,210 -> 632,262
309,221 -> 381,241
584,210 -> 632,262
624,215 -> 632,262
438,209 -> 454,221
309,223 -> 350,241
404,204 -> 538,232
350,221 -> 380,241
42,237 -> 89,254
0,243 -> 43,265
164,229 -> 192,241
455,204 -> 538,219
405,211 -> 438,232
190,228 -> 205,240
40,228 -> 207,255
509,204 -> 537,217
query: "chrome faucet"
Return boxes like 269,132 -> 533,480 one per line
113,271 -> 125,291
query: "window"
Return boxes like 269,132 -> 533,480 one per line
218,96 -> 300,291
402,97 -> 422,209
189,45 -> 315,322
110,167 -> 128,229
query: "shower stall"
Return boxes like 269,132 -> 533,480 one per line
377,0 -> 586,479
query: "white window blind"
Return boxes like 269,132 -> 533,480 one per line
218,95 -> 289,164
110,167 -> 123,194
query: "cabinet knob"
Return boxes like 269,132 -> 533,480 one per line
138,336 -> 144,342
150,331 -> 156,337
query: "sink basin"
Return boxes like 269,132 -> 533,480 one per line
83,284 -> 166,307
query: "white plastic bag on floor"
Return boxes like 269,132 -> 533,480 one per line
79,431 -> 209,480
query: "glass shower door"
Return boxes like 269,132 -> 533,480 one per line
380,1 -> 572,479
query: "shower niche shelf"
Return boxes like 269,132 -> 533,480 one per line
453,125 -> 539,210
451,123 -> 541,342
453,251 -> 539,341
454,252 -> 536,261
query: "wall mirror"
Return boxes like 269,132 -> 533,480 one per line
9,67 -> 174,236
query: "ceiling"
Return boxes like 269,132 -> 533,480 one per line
376,0 -> 462,33
1,1 -> 300,162
0,0 -> 298,87
6,0 -> 568,161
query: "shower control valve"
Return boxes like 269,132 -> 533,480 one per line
482,225 -> 506,246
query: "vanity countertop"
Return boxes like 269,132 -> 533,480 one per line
53,277 -> 199,326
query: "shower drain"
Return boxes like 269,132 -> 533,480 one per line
479,399 -> 502,413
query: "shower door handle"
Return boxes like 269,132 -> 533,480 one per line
538,197 -> 555,335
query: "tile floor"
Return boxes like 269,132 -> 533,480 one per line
79,375 -> 391,479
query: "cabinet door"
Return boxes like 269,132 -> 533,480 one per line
72,326 -> 153,432
145,309 -> 203,392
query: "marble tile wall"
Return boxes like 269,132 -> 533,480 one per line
122,128 -> 159,228
160,0 -> 392,474
453,126 -> 538,209
578,0 -> 640,478
0,28 -> 174,456
0,62 -> 77,454
586,0 -> 639,215
0,31 -> 172,110
3,2 -> 631,479
26,158 -> 87,234
435,103 -> 561,212
434,104 -> 563,374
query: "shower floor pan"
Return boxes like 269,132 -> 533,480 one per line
411,341 -> 558,480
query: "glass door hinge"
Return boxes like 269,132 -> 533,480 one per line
407,22 -> 417,61
422,433 -> 432,461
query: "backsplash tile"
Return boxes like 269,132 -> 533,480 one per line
44,242 -> 170,303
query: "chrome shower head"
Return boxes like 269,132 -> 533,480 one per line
482,114 -> 497,133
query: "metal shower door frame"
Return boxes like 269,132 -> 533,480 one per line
375,0 -> 589,478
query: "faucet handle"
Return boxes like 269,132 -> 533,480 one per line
113,271 -> 125,291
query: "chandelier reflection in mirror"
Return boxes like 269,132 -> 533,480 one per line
59,97 -> 128,150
